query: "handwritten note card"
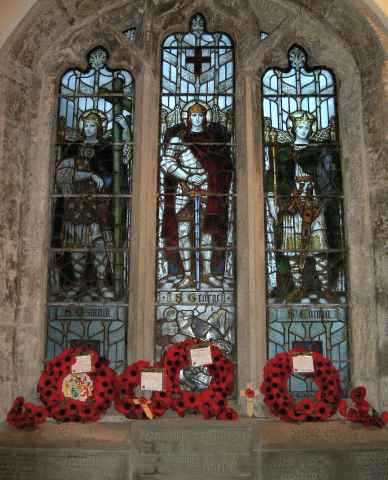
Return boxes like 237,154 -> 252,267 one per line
141,370 -> 164,391
292,354 -> 315,374
190,346 -> 212,367
71,355 -> 92,374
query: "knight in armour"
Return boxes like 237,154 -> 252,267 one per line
161,102 -> 233,289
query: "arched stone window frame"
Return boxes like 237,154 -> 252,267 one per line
0,0 -> 386,418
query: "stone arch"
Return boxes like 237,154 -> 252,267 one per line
0,0 -> 386,416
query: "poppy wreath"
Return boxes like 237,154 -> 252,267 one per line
260,349 -> 341,422
6,397 -> 48,429
37,347 -> 116,422
114,360 -> 171,419
162,338 -> 237,420
338,386 -> 388,428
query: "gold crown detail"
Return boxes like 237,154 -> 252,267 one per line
291,111 -> 315,127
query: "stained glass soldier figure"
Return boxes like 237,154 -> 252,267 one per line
161,102 -> 233,289
275,111 -> 340,303
56,109 -> 128,299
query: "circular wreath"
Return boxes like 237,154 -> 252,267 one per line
114,360 -> 171,419
37,347 -> 116,422
162,338 -> 237,420
260,350 -> 341,422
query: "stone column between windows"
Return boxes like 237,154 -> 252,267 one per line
128,61 -> 159,364
235,69 -> 267,413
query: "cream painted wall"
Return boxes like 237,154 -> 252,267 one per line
0,0 -> 36,48
0,0 -> 387,48
378,0 -> 388,15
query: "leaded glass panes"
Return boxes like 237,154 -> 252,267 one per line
156,13 -> 236,390
262,45 -> 349,395
47,47 -> 134,371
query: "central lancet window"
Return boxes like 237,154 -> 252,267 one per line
155,13 -> 236,389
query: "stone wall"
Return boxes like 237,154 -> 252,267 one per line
2,420 -> 388,479
0,0 -> 386,421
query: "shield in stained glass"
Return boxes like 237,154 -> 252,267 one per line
156,14 -> 236,390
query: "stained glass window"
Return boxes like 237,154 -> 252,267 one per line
47,47 -> 134,371
262,45 -> 349,395
155,13 -> 236,390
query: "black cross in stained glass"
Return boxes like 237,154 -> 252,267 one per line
186,47 -> 211,76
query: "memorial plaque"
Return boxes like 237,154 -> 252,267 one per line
261,451 -> 334,480
0,448 -> 127,480
131,423 -> 254,478
350,450 -> 388,480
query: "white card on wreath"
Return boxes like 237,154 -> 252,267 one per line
292,354 -> 314,374
141,370 -> 164,392
190,346 -> 212,367
71,354 -> 92,374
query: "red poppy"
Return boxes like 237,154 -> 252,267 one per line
79,404 -> 98,421
360,416 -> 382,428
181,391 -> 199,409
356,400 -> 371,417
346,407 -> 360,423
217,407 -> 238,420
322,390 -> 339,405
197,401 -> 213,419
314,401 -> 332,421
264,394 -> 276,408
172,396 -> 187,417
370,415 -> 387,429
338,399 -> 348,417
350,386 -> 367,403
296,398 -> 314,415
152,391 -> 171,409
6,397 -> 49,430
245,388 -> 255,399
260,382 -> 272,395
382,411 -> 388,425
287,408 -> 306,422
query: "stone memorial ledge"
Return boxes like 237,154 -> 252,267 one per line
1,420 -> 388,479
1,419 -> 388,448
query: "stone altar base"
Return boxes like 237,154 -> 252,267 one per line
1,419 -> 388,479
